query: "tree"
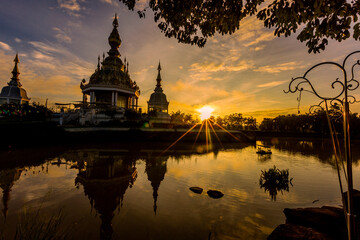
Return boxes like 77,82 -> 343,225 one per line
119,0 -> 360,53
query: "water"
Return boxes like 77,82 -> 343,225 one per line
0,138 -> 359,239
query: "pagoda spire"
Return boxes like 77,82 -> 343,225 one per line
107,13 -> 121,58
9,53 -> 21,87
97,55 -> 100,70
155,61 -> 162,91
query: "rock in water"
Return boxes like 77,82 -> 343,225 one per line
189,187 -> 203,194
207,190 -> 224,199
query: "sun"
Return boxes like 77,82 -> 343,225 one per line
197,106 -> 214,121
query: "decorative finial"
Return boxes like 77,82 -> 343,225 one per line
127,61 -> 129,74
156,61 -> 162,90
9,52 -> 21,86
97,55 -> 100,70
108,13 -> 121,57
103,52 -> 105,62
113,13 -> 118,28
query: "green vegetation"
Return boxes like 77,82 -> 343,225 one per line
119,0 -> 360,53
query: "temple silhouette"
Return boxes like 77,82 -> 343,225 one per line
0,53 -> 30,105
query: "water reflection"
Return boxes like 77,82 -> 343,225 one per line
259,166 -> 293,201
1,139 -> 359,239
0,168 -> 22,218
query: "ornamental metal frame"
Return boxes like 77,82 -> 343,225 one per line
285,51 -> 360,240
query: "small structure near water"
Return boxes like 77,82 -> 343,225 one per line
0,54 -> 30,105
147,62 -> 171,128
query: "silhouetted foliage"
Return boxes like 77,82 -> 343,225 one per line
259,166 -> 292,201
216,113 -> 257,130
0,102 -> 53,121
119,0 -> 360,53
257,104 -> 358,136
170,111 -> 198,127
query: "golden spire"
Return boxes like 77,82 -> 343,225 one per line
108,13 -> 121,58
156,61 -> 162,89
113,13 -> 118,28
9,53 -> 21,87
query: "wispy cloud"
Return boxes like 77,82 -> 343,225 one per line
255,61 -> 299,73
32,50 -> 54,61
257,80 -> 287,88
0,41 -> 12,51
14,38 -> 21,43
99,0 -> 120,6
53,27 -> 72,43
244,32 -> 275,47
58,0 -> 81,11
57,0 -> 83,17
190,60 -> 254,73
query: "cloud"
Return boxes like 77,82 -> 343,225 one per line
14,38 -> 21,43
134,0 -> 148,10
0,41 -> 12,51
29,41 -> 63,54
99,0 -> 119,6
244,32 -> 275,47
257,80 -> 288,88
58,0 -> 81,11
255,61 -> 299,73
53,27 -> 72,43
190,60 -> 254,73
234,17 -> 276,47
32,51 -> 54,61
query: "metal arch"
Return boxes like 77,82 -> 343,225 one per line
285,52 -> 360,103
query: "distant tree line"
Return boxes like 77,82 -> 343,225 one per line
259,106 -> 360,137
170,107 -> 360,137
170,111 -> 257,130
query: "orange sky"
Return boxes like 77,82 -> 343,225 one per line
0,0 -> 360,121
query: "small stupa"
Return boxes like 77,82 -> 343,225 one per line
0,53 -> 30,105
147,62 -> 171,127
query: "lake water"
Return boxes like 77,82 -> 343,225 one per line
0,138 -> 359,240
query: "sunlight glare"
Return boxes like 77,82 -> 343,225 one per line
197,106 -> 214,121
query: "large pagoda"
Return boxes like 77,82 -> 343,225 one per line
80,14 -> 140,110
0,53 -> 30,105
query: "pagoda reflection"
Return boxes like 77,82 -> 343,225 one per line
0,168 -> 22,219
73,150 -> 137,240
144,153 -> 168,215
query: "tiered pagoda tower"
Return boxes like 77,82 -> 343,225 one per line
147,62 -> 169,113
0,53 -> 30,105
80,14 -> 140,109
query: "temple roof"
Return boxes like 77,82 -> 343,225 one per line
81,14 -> 140,96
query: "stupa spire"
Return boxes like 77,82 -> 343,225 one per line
9,53 -> 21,87
97,55 -> 100,70
107,13 -> 121,58
156,61 -> 162,90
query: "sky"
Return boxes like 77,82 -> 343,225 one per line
0,0 -> 360,120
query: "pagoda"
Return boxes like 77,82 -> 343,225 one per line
147,62 -> 169,113
80,14 -> 140,110
0,53 -> 30,105
147,62 -> 170,127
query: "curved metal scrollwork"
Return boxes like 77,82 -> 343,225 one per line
285,51 -> 360,107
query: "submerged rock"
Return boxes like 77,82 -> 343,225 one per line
268,223 -> 333,240
189,187 -> 203,194
207,190 -> 224,199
